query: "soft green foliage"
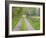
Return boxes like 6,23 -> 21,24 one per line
12,7 -> 40,17
29,17 -> 40,30
12,7 -> 23,18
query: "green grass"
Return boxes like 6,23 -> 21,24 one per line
12,17 -> 20,30
29,17 -> 40,30
20,19 -> 27,31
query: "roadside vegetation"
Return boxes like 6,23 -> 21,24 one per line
28,17 -> 40,30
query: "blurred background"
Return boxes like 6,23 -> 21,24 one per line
12,7 -> 40,31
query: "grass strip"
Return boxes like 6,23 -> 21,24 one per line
20,19 -> 27,31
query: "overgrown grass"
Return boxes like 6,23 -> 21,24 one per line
20,19 -> 27,31
12,17 -> 20,30
27,16 -> 40,30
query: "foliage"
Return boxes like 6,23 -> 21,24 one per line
28,17 -> 40,30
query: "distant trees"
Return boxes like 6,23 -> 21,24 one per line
12,7 -> 23,18
12,7 -> 40,18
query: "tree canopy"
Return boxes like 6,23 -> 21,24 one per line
12,7 -> 40,18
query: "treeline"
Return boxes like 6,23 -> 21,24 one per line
12,7 -> 40,18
